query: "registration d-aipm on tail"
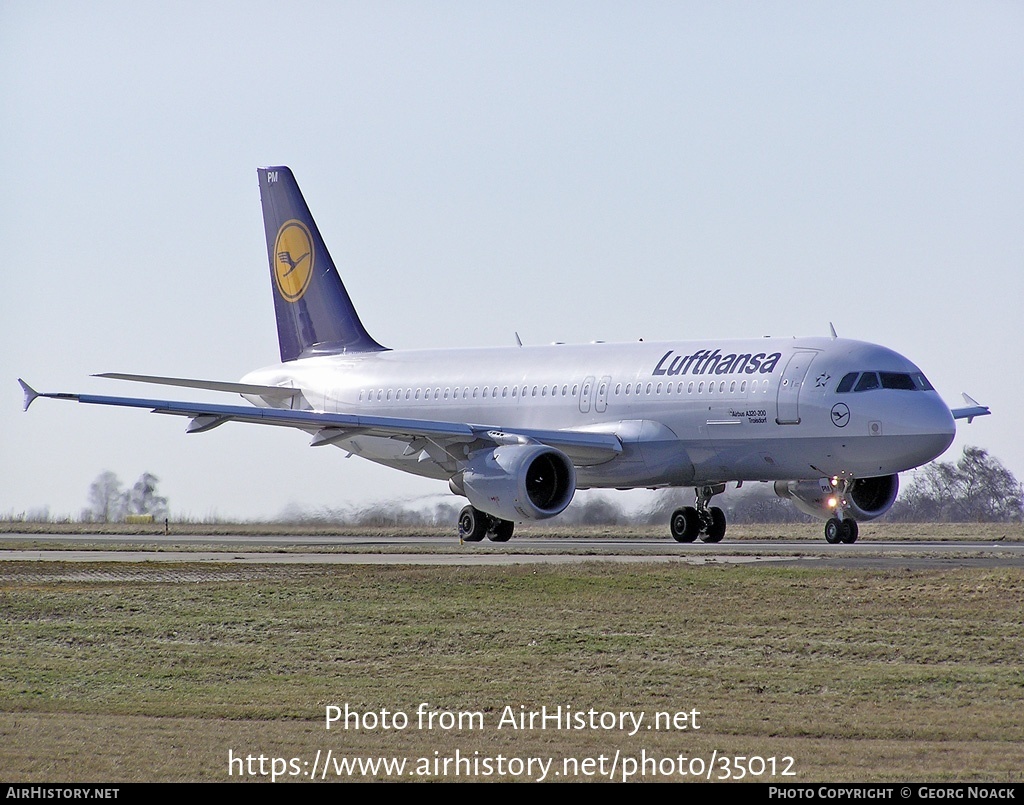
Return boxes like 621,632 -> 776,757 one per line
21,167 -> 990,544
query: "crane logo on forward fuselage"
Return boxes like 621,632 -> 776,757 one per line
273,219 -> 314,302
831,403 -> 851,428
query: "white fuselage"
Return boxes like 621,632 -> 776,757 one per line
241,335 -> 956,490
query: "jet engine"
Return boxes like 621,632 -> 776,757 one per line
451,444 -> 576,522
774,474 -> 899,522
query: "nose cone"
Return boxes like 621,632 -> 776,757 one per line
891,393 -> 956,470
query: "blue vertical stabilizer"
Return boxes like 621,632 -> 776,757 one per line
258,166 -> 387,361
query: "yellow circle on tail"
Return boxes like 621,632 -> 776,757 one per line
273,220 -> 315,302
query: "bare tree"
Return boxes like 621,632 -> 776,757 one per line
87,470 -> 126,523
893,446 -> 1024,522
85,470 -> 169,522
125,472 -> 169,519
553,495 -> 628,526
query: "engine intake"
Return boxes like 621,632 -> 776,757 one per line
774,474 -> 899,522
453,444 -> 576,522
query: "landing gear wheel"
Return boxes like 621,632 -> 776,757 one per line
686,483 -> 729,544
489,519 -> 514,542
670,507 -> 700,543
701,506 -> 726,543
839,519 -> 859,544
458,506 -> 487,542
824,518 -> 842,544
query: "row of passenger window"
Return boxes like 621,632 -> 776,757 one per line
359,385 -> 576,403
616,379 -> 770,396
358,378 -> 771,403
835,371 -> 934,393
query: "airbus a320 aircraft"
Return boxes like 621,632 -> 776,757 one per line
20,167 -> 990,544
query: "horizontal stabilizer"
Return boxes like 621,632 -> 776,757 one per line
951,393 -> 991,423
95,373 -> 302,402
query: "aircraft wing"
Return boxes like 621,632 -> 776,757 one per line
18,380 -> 622,463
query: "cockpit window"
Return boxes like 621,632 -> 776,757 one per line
854,372 -> 880,392
879,372 -> 916,390
912,373 -> 934,391
838,370 -> 935,393
836,373 -> 858,393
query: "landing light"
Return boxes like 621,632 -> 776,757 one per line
827,497 -> 837,509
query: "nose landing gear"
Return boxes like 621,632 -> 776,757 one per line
824,517 -> 859,544
823,478 -> 859,543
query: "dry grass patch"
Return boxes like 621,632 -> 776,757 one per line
1,562 -> 1022,781
3,520 -> 1022,542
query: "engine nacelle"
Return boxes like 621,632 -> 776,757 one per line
774,474 -> 899,522
452,444 -> 576,522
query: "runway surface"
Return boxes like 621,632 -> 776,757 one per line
2,533 -> 1022,568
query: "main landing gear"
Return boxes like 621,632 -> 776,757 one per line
458,505 -> 515,543
824,517 -> 858,544
670,484 -> 727,544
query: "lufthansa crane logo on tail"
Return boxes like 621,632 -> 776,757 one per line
273,220 -> 314,302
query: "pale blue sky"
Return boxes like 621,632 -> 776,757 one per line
2,2 -> 1021,519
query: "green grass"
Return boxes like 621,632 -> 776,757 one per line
1,561 -> 1023,781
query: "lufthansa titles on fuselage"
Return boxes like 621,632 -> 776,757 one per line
652,348 -> 783,378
